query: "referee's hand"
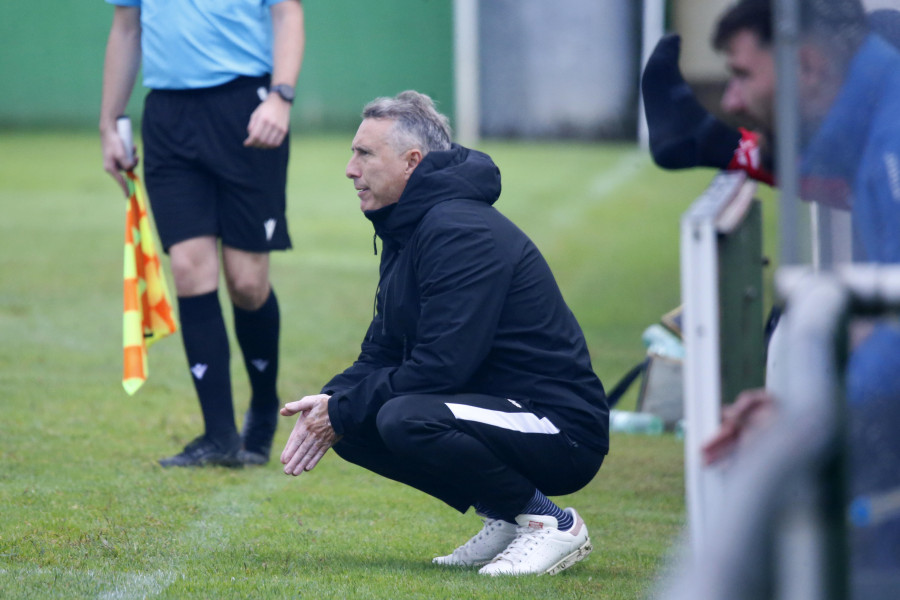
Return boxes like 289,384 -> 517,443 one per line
101,127 -> 139,197
244,95 -> 291,149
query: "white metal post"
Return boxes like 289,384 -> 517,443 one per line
681,202 -> 724,558
680,173 -> 754,558
638,0 -> 666,150
453,0 -> 480,146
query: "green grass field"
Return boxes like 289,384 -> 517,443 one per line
0,132 -> 775,599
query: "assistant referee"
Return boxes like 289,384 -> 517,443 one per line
99,0 -> 305,467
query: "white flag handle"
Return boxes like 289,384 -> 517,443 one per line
116,115 -> 135,170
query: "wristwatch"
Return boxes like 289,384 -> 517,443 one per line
269,84 -> 295,104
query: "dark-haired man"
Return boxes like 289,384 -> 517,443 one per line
646,0 -> 900,578
643,3 -> 900,225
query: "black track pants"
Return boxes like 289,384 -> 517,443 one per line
331,393 -> 605,519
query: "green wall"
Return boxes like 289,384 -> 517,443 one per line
0,1 -> 454,132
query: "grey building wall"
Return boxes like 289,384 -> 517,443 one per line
479,0 -> 640,139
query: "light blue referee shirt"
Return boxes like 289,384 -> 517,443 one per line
106,0 -> 289,89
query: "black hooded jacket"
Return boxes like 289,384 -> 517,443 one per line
324,144 -> 609,453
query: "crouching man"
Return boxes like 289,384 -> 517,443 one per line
279,91 -> 609,576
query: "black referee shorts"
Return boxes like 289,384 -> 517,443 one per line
141,75 -> 292,253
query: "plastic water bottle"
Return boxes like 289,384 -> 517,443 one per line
609,409 -> 664,435
642,324 -> 684,359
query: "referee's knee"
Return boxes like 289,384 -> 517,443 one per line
226,277 -> 271,310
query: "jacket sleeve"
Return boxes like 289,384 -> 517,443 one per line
858,148 -> 900,262
327,208 -> 514,436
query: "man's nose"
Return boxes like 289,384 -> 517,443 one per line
721,81 -> 744,115
345,157 -> 359,179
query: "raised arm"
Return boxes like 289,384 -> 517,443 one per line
642,34 -> 774,186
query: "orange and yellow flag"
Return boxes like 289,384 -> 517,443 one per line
122,170 -> 177,395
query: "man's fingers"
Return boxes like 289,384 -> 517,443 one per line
290,439 -> 329,475
727,388 -> 774,426
280,404 -> 299,416
280,420 -> 310,464
303,446 -> 328,472
284,436 -> 316,475
244,101 -> 289,148
281,424 -> 331,475
281,399 -> 309,416
702,441 -> 733,466
702,425 -> 739,465
244,126 -> 285,149
115,173 -> 130,197
280,432 -> 299,464
281,394 -> 329,417
281,418 -> 316,473
282,439 -> 306,473
279,395 -> 332,473
704,388 -> 776,466
121,152 -> 139,173
244,112 -> 268,147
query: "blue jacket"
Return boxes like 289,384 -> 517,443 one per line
323,144 -> 609,453
801,35 -> 900,263
802,35 -> 900,569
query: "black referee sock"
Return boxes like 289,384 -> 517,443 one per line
178,291 -> 238,446
233,289 -> 280,416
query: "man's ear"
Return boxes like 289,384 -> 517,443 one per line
403,149 -> 423,179
798,44 -> 829,94
798,43 -> 840,119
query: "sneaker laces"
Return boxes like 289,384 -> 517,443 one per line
450,519 -> 506,559
491,525 -> 551,565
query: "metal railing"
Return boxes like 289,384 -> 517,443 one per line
659,265 -> 900,600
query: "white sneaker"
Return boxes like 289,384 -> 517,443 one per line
433,517 -> 518,567
478,508 -> 592,576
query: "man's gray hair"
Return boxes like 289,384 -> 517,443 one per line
362,90 -> 452,156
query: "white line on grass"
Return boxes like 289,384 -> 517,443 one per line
547,151 -> 649,230
6,474 -> 290,598
589,151 -> 649,198
97,569 -> 177,600
0,567 -> 176,599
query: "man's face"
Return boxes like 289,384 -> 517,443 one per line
346,118 -> 417,212
720,29 -> 776,136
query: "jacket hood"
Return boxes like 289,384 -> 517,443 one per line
365,144 -> 501,245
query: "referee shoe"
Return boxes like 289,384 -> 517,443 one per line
238,408 -> 279,466
159,434 -> 242,468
